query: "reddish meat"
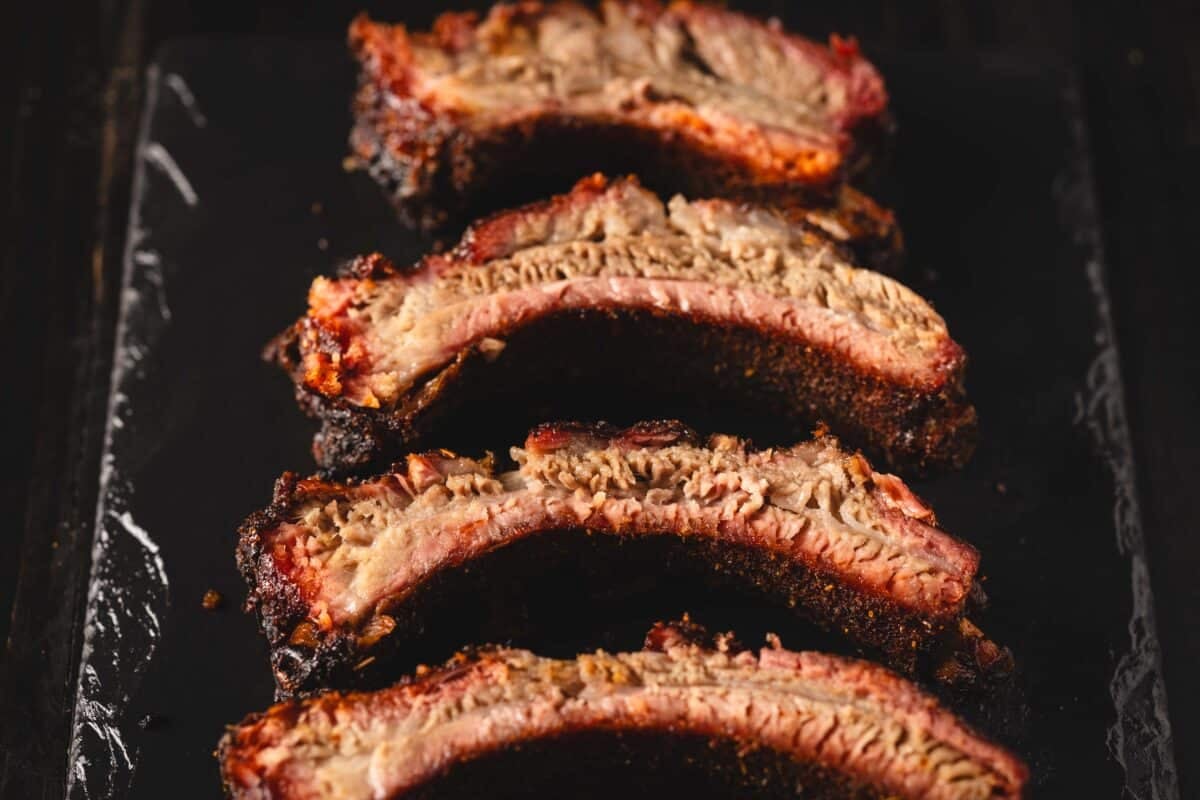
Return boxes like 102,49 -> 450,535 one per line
238,422 -> 983,695
220,620 -> 1027,800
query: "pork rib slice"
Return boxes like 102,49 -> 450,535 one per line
271,175 -> 974,472
349,1 -> 899,266
238,421 -> 981,695
219,620 -> 1026,800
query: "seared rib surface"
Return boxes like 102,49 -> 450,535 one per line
220,621 -> 1026,799
238,422 -> 980,695
349,0 -> 898,267
272,175 -> 974,471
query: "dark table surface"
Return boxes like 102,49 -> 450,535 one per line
1,1 -> 1197,798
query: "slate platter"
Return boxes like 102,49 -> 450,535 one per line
66,37 -> 1178,799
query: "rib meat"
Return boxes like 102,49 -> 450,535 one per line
219,621 -> 1027,800
270,175 -> 974,472
349,1 -> 900,267
238,421 -> 981,696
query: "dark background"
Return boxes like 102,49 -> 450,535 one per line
0,1 -> 1196,797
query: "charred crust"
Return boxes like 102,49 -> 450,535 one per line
240,512 -> 977,697
266,174 -> 958,472
643,615 -> 740,654
931,618 -> 1016,690
347,7 -> 902,271
524,419 -> 699,454
280,308 -> 976,475
220,711 -> 992,800
235,490 -> 359,695
261,322 -> 302,374
350,103 -> 904,271
219,620 -> 1027,800
334,252 -> 400,280
219,705 -> 937,800
311,411 -> 389,472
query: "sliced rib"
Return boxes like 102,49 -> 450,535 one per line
271,175 -> 974,471
220,621 -> 1027,800
238,421 -> 981,695
349,1 -> 899,267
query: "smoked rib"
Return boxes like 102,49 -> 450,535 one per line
270,175 -> 974,472
220,621 -> 1026,800
238,422 -> 981,695
348,1 -> 901,268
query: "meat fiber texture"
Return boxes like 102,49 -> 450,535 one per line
219,621 -> 1027,800
348,0 -> 900,269
237,421 -> 982,696
270,175 -> 975,472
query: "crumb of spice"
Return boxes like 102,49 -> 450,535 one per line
202,589 -> 223,610
138,714 -> 166,731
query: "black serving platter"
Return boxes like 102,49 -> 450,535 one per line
66,37 -> 1177,799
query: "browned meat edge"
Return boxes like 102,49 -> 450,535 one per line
277,310 -> 975,474
348,2 -> 900,270
268,176 -> 974,474
237,421 -> 989,696
218,620 -> 1027,800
